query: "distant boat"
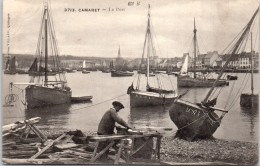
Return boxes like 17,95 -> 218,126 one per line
28,58 -> 57,76
227,75 -> 238,80
100,68 -> 110,73
127,5 -> 177,107
82,60 -> 86,69
4,56 -> 16,75
240,32 -> 258,108
110,46 -> 134,77
169,7 -> 259,141
177,19 -> 228,88
10,2 -> 72,108
111,70 -> 134,77
82,70 -> 90,74
16,69 -> 28,74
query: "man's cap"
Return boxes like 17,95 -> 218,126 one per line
112,101 -> 124,109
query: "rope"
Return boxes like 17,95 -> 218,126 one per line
71,94 -> 127,111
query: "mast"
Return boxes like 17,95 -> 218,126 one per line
44,5 -> 48,85
146,4 -> 151,87
203,7 -> 259,103
193,18 -> 197,78
251,32 -> 254,95
118,45 -> 120,58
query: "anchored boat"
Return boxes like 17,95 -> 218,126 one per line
240,32 -> 258,108
4,56 -> 16,75
9,2 -> 72,108
169,7 -> 259,141
111,46 -> 134,77
127,5 -> 177,107
177,19 -> 228,88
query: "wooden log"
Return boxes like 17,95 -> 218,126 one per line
30,133 -> 66,159
2,117 -> 41,135
2,157 -> 84,165
2,142 -> 16,146
115,140 -> 126,164
90,141 -> 115,162
4,150 -> 37,156
54,142 -> 80,150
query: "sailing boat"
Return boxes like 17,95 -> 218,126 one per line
4,56 -> 16,75
111,46 -> 134,77
169,8 -> 259,141
10,2 -> 72,108
82,60 -> 90,74
127,5 -> 177,107
28,58 -> 56,76
177,19 -> 228,88
240,33 -> 259,108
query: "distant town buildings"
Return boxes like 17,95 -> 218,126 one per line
2,51 -> 259,70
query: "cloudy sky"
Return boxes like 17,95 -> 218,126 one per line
2,0 -> 259,58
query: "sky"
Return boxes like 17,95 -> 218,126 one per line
2,0 -> 259,58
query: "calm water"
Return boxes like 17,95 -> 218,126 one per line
2,71 -> 259,143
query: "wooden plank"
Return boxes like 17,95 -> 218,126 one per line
92,141 -> 99,159
87,135 -> 127,141
2,117 -> 41,134
55,143 -> 79,150
2,158 -> 82,165
90,141 -> 115,162
114,140 -> 125,164
30,133 -> 66,159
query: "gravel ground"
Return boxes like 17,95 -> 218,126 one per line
39,129 -> 258,165
160,136 -> 258,165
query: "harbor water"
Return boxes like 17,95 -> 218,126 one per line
2,71 -> 259,143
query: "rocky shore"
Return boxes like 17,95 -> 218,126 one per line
160,136 -> 258,165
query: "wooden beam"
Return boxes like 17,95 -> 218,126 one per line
30,133 -> 66,159
114,140 -> 125,164
90,141 -> 115,162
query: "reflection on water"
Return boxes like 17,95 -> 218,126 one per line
25,104 -> 71,131
240,107 -> 259,140
2,72 -> 259,142
129,105 -> 168,127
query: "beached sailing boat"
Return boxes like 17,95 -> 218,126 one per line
4,56 -> 16,75
127,5 -> 178,107
111,46 -> 134,77
240,32 -> 259,108
169,7 -> 259,141
10,1 -> 72,108
177,19 -> 228,88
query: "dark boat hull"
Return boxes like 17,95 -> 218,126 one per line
130,91 -> 177,107
227,75 -> 238,80
177,76 -> 228,88
168,99 -> 221,141
4,70 -> 16,75
240,93 -> 258,108
28,71 -> 57,76
25,85 -> 71,108
71,96 -> 93,103
111,71 -> 134,77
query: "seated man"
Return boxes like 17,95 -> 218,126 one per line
97,101 -> 132,161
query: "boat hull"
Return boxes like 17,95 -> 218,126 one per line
25,85 -> 71,108
28,71 -> 57,76
227,75 -> 238,80
240,93 -> 258,108
168,99 -> 221,141
111,71 -> 134,77
4,70 -> 16,75
129,91 -> 177,107
177,76 -> 228,88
